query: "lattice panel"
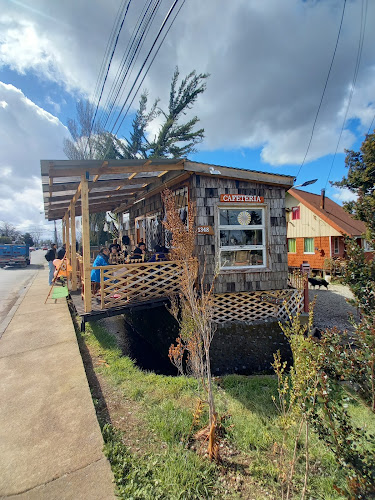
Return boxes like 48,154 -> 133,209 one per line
277,289 -> 304,321
100,259 -> 197,308
212,289 -> 304,324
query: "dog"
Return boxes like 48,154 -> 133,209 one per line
308,277 -> 329,289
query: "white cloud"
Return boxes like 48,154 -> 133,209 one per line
331,187 -> 358,203
0,0 -> 374,200
0,82 -> 68,232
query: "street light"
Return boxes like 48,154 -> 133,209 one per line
293,179 -> 318,188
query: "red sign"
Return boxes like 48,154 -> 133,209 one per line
220,194 -> 264,203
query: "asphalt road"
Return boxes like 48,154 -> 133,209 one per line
0,249 -> 46,335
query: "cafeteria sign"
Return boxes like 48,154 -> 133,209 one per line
220,194 -> 264,203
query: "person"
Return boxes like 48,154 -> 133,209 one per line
109,239 -> 121,253
90,247 -> 110,285
45,244 -> 57,285
130,241 -> 148,261
148,244 -> 167,262
57,243 -> 66,260
109,244 -> 119,264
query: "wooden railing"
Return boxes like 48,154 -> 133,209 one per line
92,259 -> 197,309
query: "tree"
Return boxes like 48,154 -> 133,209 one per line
23,233 -> 34,246
64,68 -> 209,162
332,131 -> 375,239
0,222 -> 20,241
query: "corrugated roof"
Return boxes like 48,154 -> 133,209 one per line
288,188 -> 366,237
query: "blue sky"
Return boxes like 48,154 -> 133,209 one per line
1,0 -> 375,236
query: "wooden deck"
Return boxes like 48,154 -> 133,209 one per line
69,290 -> 170,330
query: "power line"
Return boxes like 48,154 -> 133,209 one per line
324,0 -> 368,189
85,0 -> 132,156
296,0 -> 347,180
108,0 -> 183,137
113,0 -> 186,138
99,0 -> 161,133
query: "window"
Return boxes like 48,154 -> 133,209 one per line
304,237 -> 314,253
333,236 -> 339,254
218,207 -> 266,269
363,239 -> 374,252
288,238 -> 296,253
291,206 -> 300,220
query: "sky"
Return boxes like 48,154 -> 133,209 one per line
0,0 -> 375,239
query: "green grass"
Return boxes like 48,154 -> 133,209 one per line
79,320 -> 374,499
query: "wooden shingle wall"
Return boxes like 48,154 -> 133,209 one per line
189,174 -> 288,293
125,174 -> 289,295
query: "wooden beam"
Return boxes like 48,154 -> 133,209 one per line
43,177 -> 152,193
49,162 -> 185,177
92,160 -> 109,183
114,172 -> 190,213
81,174 -> 92,313
70,201 -> 77,291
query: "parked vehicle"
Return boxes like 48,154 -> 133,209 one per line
0,244 -> 30,267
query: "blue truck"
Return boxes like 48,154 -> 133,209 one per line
0,244 -> 30,267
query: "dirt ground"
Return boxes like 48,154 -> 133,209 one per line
308,283 -> 359,332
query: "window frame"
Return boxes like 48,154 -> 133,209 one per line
303,237 -> 315,254
333,236 -> 339,254
217,205 -> 267,270
291,206 -> 300,220
288,238 -> 296,253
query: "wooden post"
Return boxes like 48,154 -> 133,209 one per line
62,217 -> 66,246
81,173 -> 92,313
70,202 -> 77,291
66,212 -> 71,263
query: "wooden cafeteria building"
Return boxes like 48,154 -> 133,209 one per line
41,159 -> 302,337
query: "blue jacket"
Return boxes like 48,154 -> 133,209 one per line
90,253 -> 109,283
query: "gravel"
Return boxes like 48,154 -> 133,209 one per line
308,283 -> 359,332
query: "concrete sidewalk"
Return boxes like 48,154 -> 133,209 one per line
0,267 -> 115,499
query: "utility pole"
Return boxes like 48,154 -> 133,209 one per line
54,220 -> 58,245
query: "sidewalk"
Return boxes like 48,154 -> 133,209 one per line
0,267 -> 115,499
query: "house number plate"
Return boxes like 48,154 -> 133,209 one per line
197,226 -> 214,235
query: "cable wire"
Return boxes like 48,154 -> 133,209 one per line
324,0 -> 368,189
295,0 -> 347,180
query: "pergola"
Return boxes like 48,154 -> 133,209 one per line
41,158 -> 191,312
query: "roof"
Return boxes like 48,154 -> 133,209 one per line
288,188 -> 366,237
41,158 -> 295,221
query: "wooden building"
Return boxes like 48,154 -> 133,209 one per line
42,159 -> 301,330
286,188 -> 372,274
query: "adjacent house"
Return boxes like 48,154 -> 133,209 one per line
286,188 -> 372,274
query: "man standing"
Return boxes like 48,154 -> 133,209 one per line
45,244 -> 57,286
57,243 -> 66,260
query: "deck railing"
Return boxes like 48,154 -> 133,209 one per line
92,259 -> 198,309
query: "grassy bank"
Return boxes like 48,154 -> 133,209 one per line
78,320 -> 374,499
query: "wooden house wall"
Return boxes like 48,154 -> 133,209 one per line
124,174 -> 289,294
285,195 -> 342,238
189,174 -> 289,293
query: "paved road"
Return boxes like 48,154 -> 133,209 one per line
0,249 -> 46,335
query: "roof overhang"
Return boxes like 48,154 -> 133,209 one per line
41,158 -> 295,221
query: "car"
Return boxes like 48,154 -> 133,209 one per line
42,246 -> 48,251
29,247 -> 36,251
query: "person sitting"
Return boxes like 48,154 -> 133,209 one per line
148,244 -> 167,262
109,245 -> 119,264
130,241 -> 148,261
90,247 -> 110,292
109,239 -> 121,253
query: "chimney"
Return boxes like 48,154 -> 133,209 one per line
320,189 -> 325,210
